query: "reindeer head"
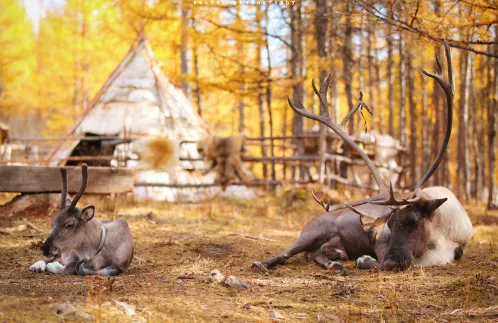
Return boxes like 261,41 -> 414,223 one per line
41,164 -> 94,257
381,198 -> 447,270
347,189 -> 449,270
291,41 -> 455,271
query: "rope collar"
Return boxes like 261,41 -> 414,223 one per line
76,224 -> 108,276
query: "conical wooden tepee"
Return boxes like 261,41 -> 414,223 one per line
49,38 -> 207,167
46,38 -> 253,201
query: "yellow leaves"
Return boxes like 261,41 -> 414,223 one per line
0,0 -> 35,113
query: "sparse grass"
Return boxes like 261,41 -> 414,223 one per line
0,191 -> 497,322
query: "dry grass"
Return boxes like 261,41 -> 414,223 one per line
0,191 -> 497,322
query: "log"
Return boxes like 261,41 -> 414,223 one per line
0,165 -> 134,194
134,180 -> 282,188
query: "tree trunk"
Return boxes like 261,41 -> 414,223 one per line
290,2 -> 305,180
431,0 -> 441,187
406,43 -> 418,187
471,53 -> 481,201
328,0 -> 339,124
458,51 -> 472,201
315,0 -> 328,184
341,1 -> 354,179
420,71 -> 431,182
256,6 -> 267,179
343,1 -> 354,134
366,13 -> 376,133
193,41 -> 202,117
191,15 -> 202,117
398,32 -> 407,187
431,45 -> 442,186
386,9 -> 394,137
488,38 -> 498,209
264,6 -> 275,182
237,41 -> 245,133
180,2 -> 190,100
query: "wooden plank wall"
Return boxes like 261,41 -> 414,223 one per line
0,166 -> 134,194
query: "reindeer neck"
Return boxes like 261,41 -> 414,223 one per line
82,218 -> 103,252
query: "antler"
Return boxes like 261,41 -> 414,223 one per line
60,168 -> 68,209
415,40 -> 454,194
347,41 -> 454,238
289,41 -> 454,214
289,77 -> 389,212
70,163 -> 88,209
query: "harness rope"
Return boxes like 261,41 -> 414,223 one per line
76,224 -> 108,276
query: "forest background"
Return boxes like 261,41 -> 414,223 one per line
0,0 -> 497,206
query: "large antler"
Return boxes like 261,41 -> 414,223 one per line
289,76 -> 392,212
415,40 -> 454,194
70,163 -> 88,209
60,168 -> 68,209
289,41 -> 454,214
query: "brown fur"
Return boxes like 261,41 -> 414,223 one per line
133,137 -> 178,172
197,134 -> 253,189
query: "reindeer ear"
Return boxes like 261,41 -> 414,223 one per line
419,198 -> 447,215
360,213 -> 389,240
80,206 -> 95,222
65,197 -> 72,207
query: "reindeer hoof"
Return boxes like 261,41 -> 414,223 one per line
325,261 -> 344,272
356,255 -> 378,270
76,260 -> 87,276
251,261 -> 268,272
29,260 -> 46,273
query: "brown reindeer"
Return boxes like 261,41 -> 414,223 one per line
29,164 -> 134,276
253,41 -> 472,271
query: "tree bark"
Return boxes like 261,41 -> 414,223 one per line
406,43 -> 418,187
343,1 -> 354,134
290,2 -> 305,180
256,5 -> 267,179
457,51 -> 472,201
398,32 -> 407,187
431,45 -> 442,186
420,72 -> 431,182
180,1 -> 190,100
471,53 -> 481,201
328,0 -> 339,124
315,0 -> 328,184
191,15 -> 202,117
366,12 -> 376,133
264,6 -> 275,182
237,41 -> 245,133
386,8 -> 394,137
488,38 -> 498,209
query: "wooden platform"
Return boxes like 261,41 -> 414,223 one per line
0,165 -> 134,194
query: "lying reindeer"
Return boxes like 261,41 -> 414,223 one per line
253,41 -> 472,271
30,164 -> 134,276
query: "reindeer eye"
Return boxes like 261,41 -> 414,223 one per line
65,223 -> 74,230
406,213 -> 420,225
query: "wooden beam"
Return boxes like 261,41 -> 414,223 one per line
134,180 -> 282,188
0,165 -> 134,194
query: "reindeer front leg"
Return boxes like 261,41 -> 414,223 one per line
29,260 -> 78,274
29,253 -> 78,274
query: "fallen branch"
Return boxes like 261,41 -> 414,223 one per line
23,221 -> 45,233
227,233 -> 277,242
0,228 -> 47,237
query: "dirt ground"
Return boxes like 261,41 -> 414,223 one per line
0,191 -> 497,322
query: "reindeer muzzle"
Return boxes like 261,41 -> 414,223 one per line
41,234 -> 58,257
383,250 -> 412,271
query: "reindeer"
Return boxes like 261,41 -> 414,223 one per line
29,164 -> 134,276
253,41 -> 472,271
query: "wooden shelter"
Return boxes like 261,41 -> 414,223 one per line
46,38 -> 254,201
